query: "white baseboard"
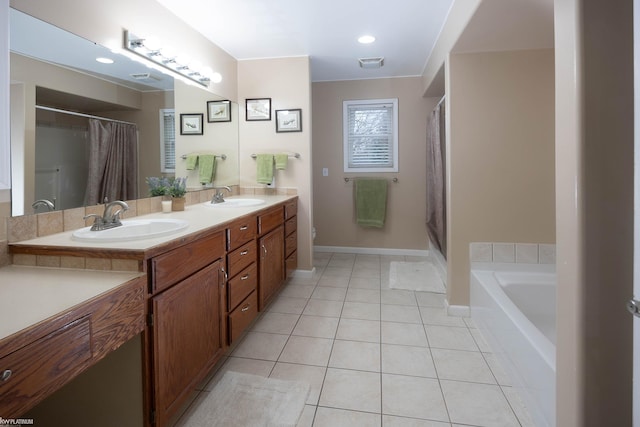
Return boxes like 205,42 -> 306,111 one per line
289,267 -> 316,279
314,245 -> 429,257
446,302 -> 470,318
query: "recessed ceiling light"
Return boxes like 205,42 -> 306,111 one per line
358,35 -> 376,44
96,57 -> 114,64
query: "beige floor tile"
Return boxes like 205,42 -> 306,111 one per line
270,362 -> 327,405
382,374 -> 449,422
419,307 -> 467,327
470,328 -> 493,353
323,266 -> 353,278
501,386 -> 537,427
381,289 -> 417,306
319,368 -> 381,413
425,325 -> 478,351
202,356 -> 275,391
251,312 -> 300,334
349,276 -> 382,289
328,257 -> 356,269
311,286 -> 348,301
329,340 -> 381,372
346,288 -> 381,304
381,322 -> 428,347
278,336 -> 333,366
292,315 -> 339,339
483,352 -> 512,386
432,348 -> 496,384
317,275 -> 351,288
280,284 -> 316,299
381,304 -> 422,324
336,318 -> 381,343
382,415 -> 451,426
352,265 -> 381,279
303,299 -> 344,317
313,407 -> 381,427
296,404 -> 317,427
231,332 -> 289,360
267,296 -> 309,314
415,292 -> 446,308
381,344 -> 436,378
440,380 -> 519,426
342,301 -> 381,321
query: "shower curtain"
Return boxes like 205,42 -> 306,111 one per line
426,98 -> 447,258
85,119 -> 138,205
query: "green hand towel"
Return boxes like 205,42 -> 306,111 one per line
198,155 -> 216,184
355,178 -> 388,228
274,153 -> 288,170
257,154 -> 274,184
186,154 -> 198,170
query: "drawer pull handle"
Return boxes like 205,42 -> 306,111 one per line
1,369 -> 12,382
241,304 -> 250,312
240,225 -> 248,231
240,250 -> 249,256
241,274 -> 250,280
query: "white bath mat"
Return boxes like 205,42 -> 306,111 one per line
389,261 -> 445,293
183,371 -> 309,427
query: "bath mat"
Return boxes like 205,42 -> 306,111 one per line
389,261 -> 445,293
182,371 -> 309,427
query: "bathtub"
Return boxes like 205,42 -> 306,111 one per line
470,263 -> 556,427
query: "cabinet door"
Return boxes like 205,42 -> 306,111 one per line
258,225 -> 285,310
152,261 -> 223,426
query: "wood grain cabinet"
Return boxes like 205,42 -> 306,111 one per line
148,231 -> 226,426
258,206 -> 285,310
284,199 -> 298,277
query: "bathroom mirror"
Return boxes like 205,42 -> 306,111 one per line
8,8 -> 239,216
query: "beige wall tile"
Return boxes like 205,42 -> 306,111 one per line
12,254 -> 37,266
8,215 -> 37,242
64,207 -> 86,231
85,258 -> 112,271
60,256 -> 86,269
0,241 -> 9,268
37,211 -> 64,237
136,198 -> 152,216
111,259 -> 141,272
36,255 -> 61,267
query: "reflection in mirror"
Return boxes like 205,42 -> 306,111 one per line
9,8 -> 239,216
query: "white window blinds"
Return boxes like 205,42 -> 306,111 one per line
343,98 -> 398,173
160,109 -> 175,173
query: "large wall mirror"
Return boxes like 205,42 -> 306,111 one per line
9,8 -> 239,216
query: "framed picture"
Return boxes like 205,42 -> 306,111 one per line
245,98 -> 271,121
207,100 -> 231,122
180,113 -> 204,135
275,109 -> 302,133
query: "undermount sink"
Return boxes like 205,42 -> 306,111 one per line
203,198 -> 265,208
71,219 -> 189,243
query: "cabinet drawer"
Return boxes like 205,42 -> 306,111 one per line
151,231 -> 225,293
228,263 -> 257,311
284,199 -> 298,220
258,207 -> 283,235
228,291 -> 258,344
285,230 -> 297,258
285,217 -> 297,237
227,240 -> 257,278
227,217 -> 257,251
0,317 -> 92,417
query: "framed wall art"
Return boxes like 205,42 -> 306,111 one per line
207,100 -> 232,122
245,98 -> 271,121
180,113 -> 204,135
275,109 -> 302,133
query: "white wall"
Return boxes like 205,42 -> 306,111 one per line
0,0 -> 10,195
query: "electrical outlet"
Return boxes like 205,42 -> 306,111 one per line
322,168 -> 328,177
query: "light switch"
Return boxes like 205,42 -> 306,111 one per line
322,168 -> 329,177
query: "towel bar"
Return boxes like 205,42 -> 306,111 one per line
181,153 -> 227,160
344,177 -> 398,183
251,153 -> 300,159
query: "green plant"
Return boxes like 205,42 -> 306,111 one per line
168,177 -> 188,198
146,176 -> 170,197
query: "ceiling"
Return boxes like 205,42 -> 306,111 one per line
154,0 -> 455,82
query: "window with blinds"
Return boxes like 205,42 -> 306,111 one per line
159,109 -> 175,173
343,98 -> 398,173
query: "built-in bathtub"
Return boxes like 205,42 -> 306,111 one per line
470,263 -> 556,427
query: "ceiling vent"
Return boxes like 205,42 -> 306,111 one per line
130,72 -> 162,82
358,57 -> 384,69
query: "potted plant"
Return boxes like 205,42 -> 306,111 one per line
146,176 -> 170,197
168,177 -> 188,211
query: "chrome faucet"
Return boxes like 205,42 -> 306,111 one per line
211,186 -> 232,204
84,200 -> 129,231
32,199 -> 55,212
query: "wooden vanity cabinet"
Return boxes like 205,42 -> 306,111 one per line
148,231 -> 226,427
225,217 -> 258,345
258,206 -> 286,310
284,199 -> 298,277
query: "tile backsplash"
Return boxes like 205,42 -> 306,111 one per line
470,242 -> 556,264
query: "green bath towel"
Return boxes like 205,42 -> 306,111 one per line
186,154 -> 198,170
355,178 -> 388,228
274,153 -> 288,170
257,154 -> 274,184
198,155 -> 217,184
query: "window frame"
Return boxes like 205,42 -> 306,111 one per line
343,98 -> 399,173
159,108 -> 176,173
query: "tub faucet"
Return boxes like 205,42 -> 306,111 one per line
211,186 -> 232,204
32,199 -> 55,212
84,200 -> 129,231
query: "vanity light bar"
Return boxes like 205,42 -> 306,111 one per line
123,30 -> 213,87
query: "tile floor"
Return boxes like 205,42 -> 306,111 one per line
178,252 -> 536,427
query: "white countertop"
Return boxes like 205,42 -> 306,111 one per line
0,265 -> 144,341
11,195 -> 296,251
